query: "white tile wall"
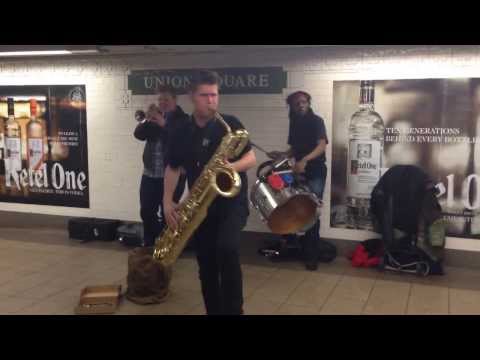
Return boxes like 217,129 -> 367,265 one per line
2,45 -> 480,251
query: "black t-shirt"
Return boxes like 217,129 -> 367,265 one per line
288,110 -> 328,179
164,106 -> 190,166
168,114 -> 252,217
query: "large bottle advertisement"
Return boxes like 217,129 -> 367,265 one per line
0,85 -> 89,208
331,78 -> 480,239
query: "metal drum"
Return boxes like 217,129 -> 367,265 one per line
250,179 -> 321,235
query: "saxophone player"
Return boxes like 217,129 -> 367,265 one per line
163,70 -> 257,315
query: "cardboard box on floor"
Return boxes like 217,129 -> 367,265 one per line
75,285 -> 122,315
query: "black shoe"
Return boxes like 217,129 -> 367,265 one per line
305,261 -> 318,271
429,261 -> 445,275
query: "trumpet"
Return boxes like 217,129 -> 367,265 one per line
135,104 -> 165,122
135,110 -> 146,122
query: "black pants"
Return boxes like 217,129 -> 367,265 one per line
193,204 -> 248,315
281,220 -> 320,262
300,220 -> 321,262
301,174 -> 326,263
139,174 -> 186,246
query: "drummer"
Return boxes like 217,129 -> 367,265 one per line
267,91 -> 329,271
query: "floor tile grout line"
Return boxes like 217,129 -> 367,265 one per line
0,278 -> 54,297
317,273 -> 344,313
360,277 -> 378,315
282,272 -> 310,306
12,282 -> 84,304
13,298 -> 75,315
243,268 -> 305,315
282,274 -> 309,305
272,300 -> 285,315
447,287 -> 451,315
249,274 -> 308,314
405,280 -> 415,315
282,272 -> 342,310
243,271 -> 276,301
400,282 -> 412,315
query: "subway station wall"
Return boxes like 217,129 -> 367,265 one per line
2,45 -> 480,252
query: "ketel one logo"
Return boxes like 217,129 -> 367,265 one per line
357,144 -> 372,159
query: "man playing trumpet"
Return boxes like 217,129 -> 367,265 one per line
134,85 -> 189,247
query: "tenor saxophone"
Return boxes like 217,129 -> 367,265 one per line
153,112 -> 250,267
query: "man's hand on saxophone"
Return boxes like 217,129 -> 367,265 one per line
164,200 -> 180,230
163,165 -> 183,230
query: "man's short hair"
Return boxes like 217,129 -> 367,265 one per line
189,70 -> 221,93
156,84 -> 177,98
286,91 -> 312,106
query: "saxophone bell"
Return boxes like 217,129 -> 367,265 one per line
211,166 -> 241,198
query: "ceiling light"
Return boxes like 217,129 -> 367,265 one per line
70,49 -> 100,54
0,50 -> 72,57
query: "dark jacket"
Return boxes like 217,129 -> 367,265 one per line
134,105 -> 189,172
370,165 -> 441,235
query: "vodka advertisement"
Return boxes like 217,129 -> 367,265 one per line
0,85 -> 89,208
331,78 -> 480,239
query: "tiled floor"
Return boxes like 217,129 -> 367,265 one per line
1,226 -> 480,315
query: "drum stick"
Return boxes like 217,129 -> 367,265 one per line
251,142 -> 269,154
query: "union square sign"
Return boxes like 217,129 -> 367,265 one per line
128,67 -> 287,95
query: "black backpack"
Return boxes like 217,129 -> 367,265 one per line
369,165 -> 445,275
117,223 -> 144,247
317,239 -> 337,263
370,165 -> 441,236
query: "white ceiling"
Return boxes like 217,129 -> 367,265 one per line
0,45 -> 336,57
101,45 -> 335,54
